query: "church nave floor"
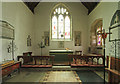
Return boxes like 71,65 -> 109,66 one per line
41,70 -> 81,83
2,68 -> 108,84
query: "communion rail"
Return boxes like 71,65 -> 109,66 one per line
68,54 -> 104,67
17,56 -> 54,68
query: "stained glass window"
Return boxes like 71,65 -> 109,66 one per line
51,4 -> 71,41
65,16 -> 70,39
96,26 -> 103,46
58,14 -> 64,39
52,16 -> 57,38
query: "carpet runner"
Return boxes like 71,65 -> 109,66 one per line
41,70 -> 82,83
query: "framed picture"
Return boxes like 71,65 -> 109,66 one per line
27,35 -> 31,46
0,20 -> 14,40
44,31 -> 50,46
74,31 -> 81,46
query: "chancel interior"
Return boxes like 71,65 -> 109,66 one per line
0,1 -> 120,84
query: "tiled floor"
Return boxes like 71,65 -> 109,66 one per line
76,70 -> 107,84
2,70 -> 46,82
94,70 -> 108,82
42,71 -> 81,83
52,66 -> 71,68
2,68 -> 108,83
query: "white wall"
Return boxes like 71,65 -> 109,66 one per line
1,2 -> 118,63
88,2 -> 118,58
34,2 -> 89,55
0,2 -> 2,84
0,2 -> 35,62
0,1 -> 2,63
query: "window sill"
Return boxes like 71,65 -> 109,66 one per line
96,46 -> 103,49
50,39 -> 72,41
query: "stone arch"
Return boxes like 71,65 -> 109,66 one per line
90,18 -> 103,54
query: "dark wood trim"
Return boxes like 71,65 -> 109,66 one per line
106,56 -> 120,83
17,56 -> 54,68
68,54 -> 104,67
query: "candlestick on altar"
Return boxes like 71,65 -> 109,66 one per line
97,29 -> 112,84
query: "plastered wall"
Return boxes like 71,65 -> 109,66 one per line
88,2 -> 119,58
34,2 -> 89,55
0,2 -> 35,62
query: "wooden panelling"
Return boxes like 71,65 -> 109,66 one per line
17,56 -> 54,68
2,67 -> 12,76
106,56 -> 120,83
68,54 -> 104,67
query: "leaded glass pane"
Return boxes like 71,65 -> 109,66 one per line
55,8 -> 58,13
66,12 -> 68,14
58,14 -> 64,39
64,9 -> 66,13
61,8 -> 64,14
65,16 -> 70,39
97,35 -> 102,46
58,7 -> 60,14
52,16 -> 57,38
97,27 -> 102,46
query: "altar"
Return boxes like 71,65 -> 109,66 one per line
49,50 -> 73,65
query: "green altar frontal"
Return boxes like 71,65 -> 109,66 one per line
49,50 -> 73,62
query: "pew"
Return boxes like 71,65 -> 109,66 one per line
68,54 -> 104,67
17,56 -> 54,68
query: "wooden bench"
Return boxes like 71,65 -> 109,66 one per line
17,56 -> 54,68
2,61 -> 21,77
68,54 -> 104,68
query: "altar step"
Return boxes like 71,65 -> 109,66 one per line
52,66 -> 71,68
20,65 -> 104,71
51,66 -> 103,71
52,66 -> 71,70
53,61 -> 69,66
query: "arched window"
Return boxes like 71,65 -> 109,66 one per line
51,4 -> 72,41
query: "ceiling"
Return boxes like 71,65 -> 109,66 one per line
81,2 -> 99,14
24,2 -> 39,13
23,2 -> 99,15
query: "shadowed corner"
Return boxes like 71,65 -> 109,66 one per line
0,1 -> 2,84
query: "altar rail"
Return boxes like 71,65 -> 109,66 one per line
68,54 -> 104,67
17,56 -> 54,68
